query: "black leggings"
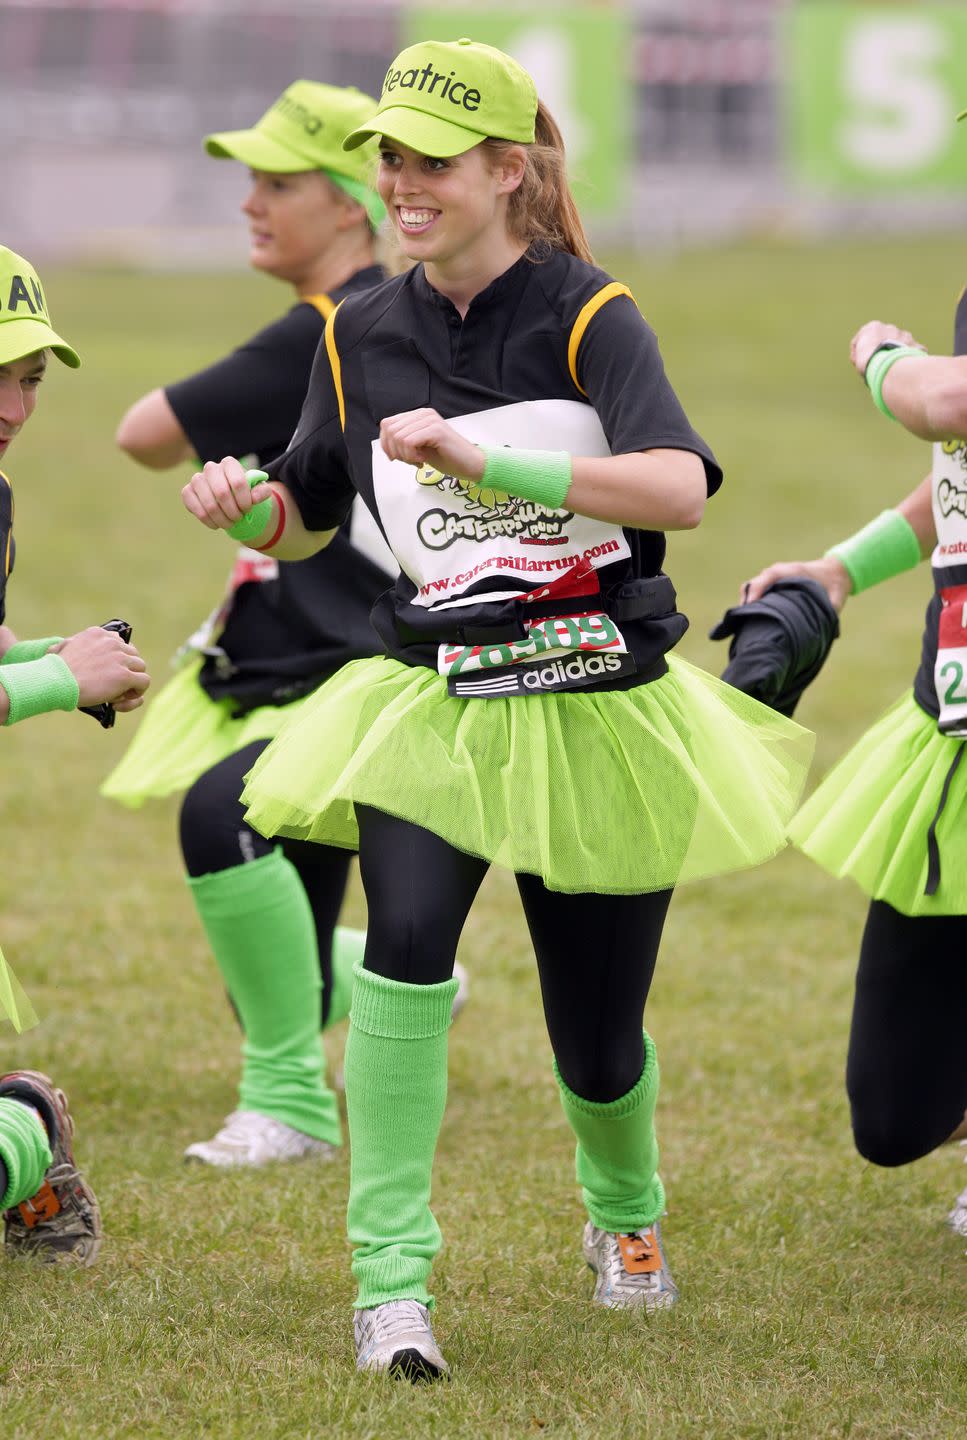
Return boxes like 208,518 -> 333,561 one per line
356,805 -> 672,1103
179,741 -> 353,1026
847,899 -> 967,1167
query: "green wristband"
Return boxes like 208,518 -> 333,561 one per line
864,344 -> 925,421
227,470 -> 273,544
0,653 -> 80,725
479,447 -> 572,511
825,508 -> 921,595
0,637 -> 64,665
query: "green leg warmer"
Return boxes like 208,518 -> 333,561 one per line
326,926 -> 364,1029
187,850 -> 341,1145
344,964 -> 458,1310
555,1032 -> 665,1233
0,1097 -> 51,1209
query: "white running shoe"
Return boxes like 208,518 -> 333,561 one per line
354,1300 -> 450,1381
183,1110 -> 337,1168
947,1143 -> 967,1237
583,1220 -> 679,1310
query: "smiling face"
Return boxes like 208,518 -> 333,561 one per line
241,169 -> 358,286
0,350 -> 46,461
377,138 -> 525,275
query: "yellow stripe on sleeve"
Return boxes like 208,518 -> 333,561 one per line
567,282 -> 636,396
324,300 -> 346,432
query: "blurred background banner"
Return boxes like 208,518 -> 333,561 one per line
1,0 -> 966,263
403,6 -> 633,220
790,1 -> 967,188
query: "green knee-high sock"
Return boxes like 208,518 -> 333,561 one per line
326,926 -> 364,1029
188,850 -> 341,1145
344,964 -> 458,1310
0,1097 -> 51,1209
555,1032 -> 665,1233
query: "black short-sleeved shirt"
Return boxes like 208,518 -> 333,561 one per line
273,247 -> 722,689
163,265 -> 394,713
0,470 -> 15,627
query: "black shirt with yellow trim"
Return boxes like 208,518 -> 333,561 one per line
161,265 -> 393,714
273,247 -> 722,686
0,468 -> 15,627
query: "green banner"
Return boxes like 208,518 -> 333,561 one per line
790,2 -> 967,187
403,7 -> 631,218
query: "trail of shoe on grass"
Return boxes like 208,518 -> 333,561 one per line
0,240 -> 964,1440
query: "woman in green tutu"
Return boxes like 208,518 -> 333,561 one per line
181,37 -> 812,1380
745,299 -> 967,1240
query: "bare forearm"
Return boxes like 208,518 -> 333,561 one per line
257,484 -> 337,561
897,473 -> 936,553
881,356 -> 967,442
566,450 -> 707,531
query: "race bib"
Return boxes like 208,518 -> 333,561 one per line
370,399 -> 631,610
935,583 -> 967,735
441,609 -> 637,697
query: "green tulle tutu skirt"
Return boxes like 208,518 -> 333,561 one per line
0,948 -> 38,1033
240,654 -> 814,896
100,658 -> 313,809
789,690 -> 967,917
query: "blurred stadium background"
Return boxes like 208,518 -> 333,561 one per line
5,0 -> 967,264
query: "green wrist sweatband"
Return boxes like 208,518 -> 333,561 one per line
826,508 -> 921,595
227,470 -> 273,544
480,447 -> 572,511
864,344 -> 925,420
0,653 -> 80,725
1,637 -> 64,666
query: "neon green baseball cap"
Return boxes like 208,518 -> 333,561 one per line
0,247 -> 79,369
343,38 -> 537,158
205,80 -> 386,226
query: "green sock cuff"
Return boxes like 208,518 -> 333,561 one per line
186,847 -> 287,915
0,1096 -> 52,1209
327,926 -> 364,1028
554,1032 -> 659,1118
0,653 -> 79,725
1,637 -> 64,665
349,964 -> 458,1040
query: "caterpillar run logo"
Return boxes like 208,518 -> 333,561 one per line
2,274 -> 48,320
383,64 -> 482,113
414,462 -> 572,551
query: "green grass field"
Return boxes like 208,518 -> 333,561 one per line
0,236 -> 965,1439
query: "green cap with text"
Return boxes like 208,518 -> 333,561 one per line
0,247 -> 80,369
343,37 -> 537,157
205,81 -> 386,226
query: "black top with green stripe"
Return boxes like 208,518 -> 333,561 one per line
272,247 -> 722,686
163,266 -> 392,714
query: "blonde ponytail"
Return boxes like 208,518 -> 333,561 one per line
484,101 -> 594,264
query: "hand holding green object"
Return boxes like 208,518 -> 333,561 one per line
227,470 -> 272,543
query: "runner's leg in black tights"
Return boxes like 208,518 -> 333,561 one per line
179,740 -> 352,1024
355,807 -> 671,1101
847,899 -> 967,1166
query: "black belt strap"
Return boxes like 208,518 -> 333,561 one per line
924,740 -> 965,896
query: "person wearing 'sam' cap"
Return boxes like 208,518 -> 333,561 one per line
0,241 -> 152,1269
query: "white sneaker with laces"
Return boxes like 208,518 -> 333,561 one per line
353,1299 -> 449,1381
947,1142 -> 967,1237
583,1220 -> 679,1310
183,1110 -> 336,1168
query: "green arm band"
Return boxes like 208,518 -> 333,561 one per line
0,637 -> 64,665
0,653 -> 79,726
479,447 -> 572,511
226,470 -> 273,543
825,508 -> 922,595
864,344 -> 925,421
